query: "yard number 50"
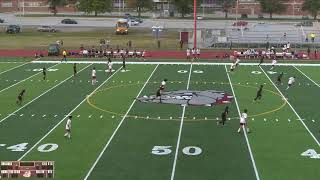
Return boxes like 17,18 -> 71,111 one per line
151,146 -> 202,156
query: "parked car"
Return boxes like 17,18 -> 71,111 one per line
0,19 -> 4,23
37,26 -> 57,32
6,25 -> 21,34
232,21 -> 248,26
295,20 -> 313,27
61,19 -> 77,24
48,44 -> 60,56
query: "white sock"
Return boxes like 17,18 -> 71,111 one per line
64,133 -> 68,137
237,128 -> 241,132
68,133 -> 71,139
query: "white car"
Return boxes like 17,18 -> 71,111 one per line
129,20 -> 139,26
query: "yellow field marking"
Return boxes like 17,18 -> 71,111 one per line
86,81 -> 287,122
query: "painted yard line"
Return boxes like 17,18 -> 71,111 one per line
32,60 -> 320,67
0,62 -> 30,76
0,64 -> 92,125
170,63 -> 193,180
18,66 -> 122,161
0,62 -> 27,64
293,66 -> 320,88
83,64 -> 159,180
260,66 -> 320,147
0,63 -> 59,93
225,65 -> 260,180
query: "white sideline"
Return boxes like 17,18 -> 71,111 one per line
18,65 -> 122,161
0,64 -> 91,125
294,66 -> 320,88
0,61 -> 30,76
32,60 -> 320,67
170,63 -> 193,180
260,66 -> 320,147
0,63 -> 59,94
225,65 -> 261,180
83,64 -> 159,180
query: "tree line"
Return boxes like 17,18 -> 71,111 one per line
48,0 -> 320,19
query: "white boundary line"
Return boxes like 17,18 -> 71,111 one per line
225,65 -> 261,180
0,63 -> 59,94
0,62 -> 27,64
260,66 -> 320,147
170,63 -> 193,180
32,60 -> 320,67
18,66 -> 123,161
83,64 -> 159,180
0,61 -> 30,76
0,64 -> 92,125
294,66 -> 320,88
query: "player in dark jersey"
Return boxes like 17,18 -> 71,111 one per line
16,89 -> 26,105
42,67 -> 46,80
156,88 -> 162,103
276,72 -> 284,85
122,55 -> 126,71
73,63 -> 77,77
258,56 -> 264,66
254,85 -> 263,102
217,106 -> 229,126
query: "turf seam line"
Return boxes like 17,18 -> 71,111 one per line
293,66 -> 320,88
84,64 -> 159,180
18,64 -> 122,161
0,63 -> 59,94
170,63 -> 193,180
0,64 -> 91,125
32,60 -> 320,67
260,66 -> 320,147
225,65 -> 261,180
0,61 -> 30,76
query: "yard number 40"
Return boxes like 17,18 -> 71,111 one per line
301,149 -> 320,159
151,146 -> 202,156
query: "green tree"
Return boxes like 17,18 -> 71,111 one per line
77,0 -> 112,16
172,0 -> 200,18
217,0 -> 236,19
125,0 -> 153,19
302,0 -> 320,20
48,0 -> 66,16
259,0 -> 287,19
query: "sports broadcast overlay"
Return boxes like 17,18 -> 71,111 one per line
0,161 -> 54,178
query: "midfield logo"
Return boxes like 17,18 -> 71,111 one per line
137,90 -> 233,107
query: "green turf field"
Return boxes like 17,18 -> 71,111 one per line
0,60 -> 320,180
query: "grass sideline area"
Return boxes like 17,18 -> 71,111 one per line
0,59 -> 320,179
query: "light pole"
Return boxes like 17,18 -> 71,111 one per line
194,0 -> 197,49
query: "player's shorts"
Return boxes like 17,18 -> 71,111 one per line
288,83 -> 292,86
18,96 -> 22,101
156,91 -> 161,97
240,123 -> 246,126
66,129 -> 71,133
277,78 -> 281,82
92,76 -> 96,80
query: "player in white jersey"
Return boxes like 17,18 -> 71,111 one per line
235,58 -> 240,66
238,109 -> 250,133
191,48 -> 196,59
186,48 -> 191,60
64,115 -> 72,139
160,79 -> 167,93
270,58 -> 277,70
286,76 -> 295,90
196,48 -> 200,59
108,61 -> 113,75
230,62 -> 236,72
91,67 -> 97,85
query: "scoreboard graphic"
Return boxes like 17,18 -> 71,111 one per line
0,161 -> 54,179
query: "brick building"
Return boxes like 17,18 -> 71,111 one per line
232,0 -> 307,16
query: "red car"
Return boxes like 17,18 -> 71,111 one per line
232,21 -> 248,26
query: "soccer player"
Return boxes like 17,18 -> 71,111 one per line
64,115 -> 72,139
196,48 -> 201,59
230,62 -> 236,72
253,85 -> 263,102
108,60 -> 113,75
238,109 -> 249,133
276,72 -> 284,85
258,56 -> 264,66
62,50 -> 67,62
217,106 -> 229,126
16,89 -> 26,105
286,76 -> 295,90
160,79 -> 168,93
122,55 -> 126,71
186,48 -> 191,60
156,88 -> 162,103
270,58 -> 277,70
191,48 -> 196,59
42,67 -> 46,80
73,63 -> 77,77
91,67 -> 97,85
235,58 -> 240,66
